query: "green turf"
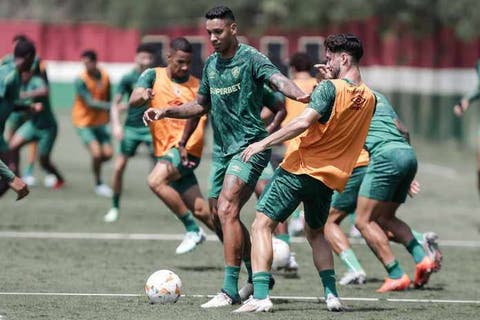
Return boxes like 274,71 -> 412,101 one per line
0,109 -> 479,319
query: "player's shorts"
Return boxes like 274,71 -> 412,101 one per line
0,137 -> 8,153
75,125 -> 111,146
119,126 -> 153,157
16,121 -> 58,156
258,162 -> 275,181
359,147 -> 417,203
208,149 -> 271,199
6,112 -> 29,133
330,165 -> 367,213
256,167 -> 333,230
157,147 -> 200,194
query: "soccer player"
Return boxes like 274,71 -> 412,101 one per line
453,59 -> 480,196
0,39 -> 36,198
143,6 -> 308,308
130,37 -> 219,254
233,34 -> 376,313
8,70 -> 65,189
72,50 -> 113,197
103,43 -> 156,222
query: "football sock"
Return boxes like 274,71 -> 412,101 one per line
406,238 -> 426,264
411,229 -> 425,244
178,211 -> 200,233
243,257 -> 253,283
253,271 -> 271,300
112,193 -> 120,209
275,233 -> 290,245
319,269 -> 338,298
222,265 -> 241,299
385,260 -> 404,279
339,248 -> 364,273
24,163 -> 34,176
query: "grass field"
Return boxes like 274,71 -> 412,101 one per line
0,109 -> 479,319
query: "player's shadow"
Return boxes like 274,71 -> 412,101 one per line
177,265 -> 223,272
412,286 -> 445,291
365,277 -> 384,283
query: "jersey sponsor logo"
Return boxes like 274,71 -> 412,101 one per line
210,83 -> 241,96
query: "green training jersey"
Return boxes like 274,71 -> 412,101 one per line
18,75 -> 56,129
1,54 -> 46,80
198,43 -> 280,157
365,92 -> 410,155
0,158 -> 15,182
0,62 -> 21,139
117,68 -> 144,127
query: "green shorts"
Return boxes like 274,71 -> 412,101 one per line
331,165 -> 367,213
7,111 -> 29,133
359,147 -> 417,203
0,137 -> 8,153
258,162 -> 275,181
75,125 -> 111,146
208,149 -> 271,199
16,121 -> 58,156
157,147 -> 200,194
257,167 -> 333,230
119,126 -> 153,157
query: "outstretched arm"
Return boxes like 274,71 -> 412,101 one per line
269,73 -> 309,103
143,94 -> 210,125
75,78 -> 110,110
264,97 -> 286,134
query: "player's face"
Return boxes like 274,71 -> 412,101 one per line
325,50 -> 341,79
206,18 -> 237,53
136,51 -> 154,71
168,50 -> 192,79
17,54 -> 35,73
82,57 -> 97,73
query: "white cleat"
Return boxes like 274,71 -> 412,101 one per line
325,293 -> 344,312
104,208 -> 119,222
349,225 -> 362,238
238,282 -> 253,301
201,291 -> 240,308
339,271 -> 366,285
233,296 -> 273,313
423,232 -> 442,272
22,175 -> 36,187
44,174 -> 57,188
284,252 -> 299,277
175,228 -> 206,255
95,184 -> 113,198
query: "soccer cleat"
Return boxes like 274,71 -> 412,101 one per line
423,232 -> 442,272
175,228 -> 206,255
232,296 -> 273,313
52,180 -> 65,190
239,276 -> 275,301
325,293 -> 344,312
414,256 -> 435,288
95,184 -> 113,198
22,175 -> 36,187
284,251 -> 299,276
349,225 -> 362,238
201,290 -> 240,308
376,274 -> 411,293
44,174 -> 58,188
339,270 -> 366,285
288,211 -> 305,236
104,208 -> 119,223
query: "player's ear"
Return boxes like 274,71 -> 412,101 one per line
230,22 -> 238,36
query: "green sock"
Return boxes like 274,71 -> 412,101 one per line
385,260 -> 404,279
112,193 -> 120,209
222,265 -> 240,299
406,238 -> 426,264
24,163 -> 34,176
291,208 -> 301,219
348,212 -> 356,225
275,233 -> 290,245
243,257 -> 253,283
411,229 -> 424,244
319,269 -> 338,298
178,211 -> 199,232
253,271 -> 271,299
339,248 -> 364,273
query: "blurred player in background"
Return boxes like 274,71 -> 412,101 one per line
72,50 -> 113,197
103,43 -> 156,222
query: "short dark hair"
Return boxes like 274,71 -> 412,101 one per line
170,37 -> 193,53
13,34 -> 29,43
136,43 -> 155,54
289,52 -> 312,72
81,49 -> 97,62
324,34 -> 363,63
14,40 -> 36,58
205,5 -> 235,21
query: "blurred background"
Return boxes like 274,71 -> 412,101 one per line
1,0 -> 479,147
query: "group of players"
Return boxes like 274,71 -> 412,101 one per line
0,4 -> 453,314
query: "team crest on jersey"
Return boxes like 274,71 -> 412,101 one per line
208,70 -> 216,79
173,84 -> 181,97
350,95 -> 366,110
231,66 -> 240,79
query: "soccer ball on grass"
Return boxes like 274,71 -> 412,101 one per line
145,270 -> 182,304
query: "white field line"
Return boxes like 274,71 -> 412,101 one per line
0,292 -> 478,304
0,231 -> 478,248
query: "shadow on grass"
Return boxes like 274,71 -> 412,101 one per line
178,265 -> 223,272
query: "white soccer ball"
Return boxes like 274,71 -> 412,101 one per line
271,238 -> 290,271
145,270 -> 182,304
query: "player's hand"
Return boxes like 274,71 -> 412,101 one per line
453,99 -> 469,117
179,145 -> 195,168
117,102 -> 129,112
31,102 -> 43,113
142,88 -> 155,101
314,64 -> 334,80
240,141 -> 267,163
408,179 -> 420,197
112,124 -> 124,141
296,94 -> 310,104
143,108 -> 164,126
9,176 -> 29,201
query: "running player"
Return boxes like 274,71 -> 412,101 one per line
143,6 -> 308,308
103,43 -> 155,222
72,50 -> 113,197
233,33 -> 375,313
130,37 -> 219,254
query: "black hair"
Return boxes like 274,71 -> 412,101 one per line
136,43 -> 156,54
170,37 -> 193,53
81,49 -> 97,62
324,33 -> 363,63
289,52 -> 312,72
14,40 -> 36,58
13,34 -> 29,43
205,5 -> 235,21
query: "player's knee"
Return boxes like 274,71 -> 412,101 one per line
217,200 -> 239,223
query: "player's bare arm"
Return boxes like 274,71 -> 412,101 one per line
264,99 -> 286,134
179,117 -> 202,167
19,86 -> 48,99
394,118 -> 411,144
129,87 -> 154,107
241,108 -> 320,162
110,93 -> 125,140
143,94 -> 211,125
269,73 -> 310,103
